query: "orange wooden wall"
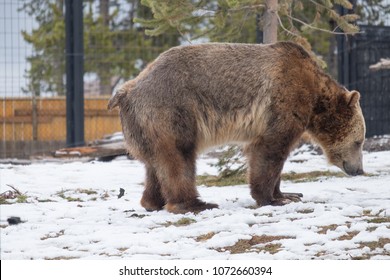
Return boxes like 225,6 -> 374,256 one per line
0,97 -> 122,142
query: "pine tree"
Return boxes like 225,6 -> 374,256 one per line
135,0 -> 360,44
20,0 -> 66,96
19,0 -> 180,96
20,0 -> 388,96
135,0 -> 388,58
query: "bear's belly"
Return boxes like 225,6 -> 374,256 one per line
196,101 -> 270,152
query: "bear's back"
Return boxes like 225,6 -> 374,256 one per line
130,42 -> 312,110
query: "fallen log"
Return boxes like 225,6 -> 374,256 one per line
54,141 -> 127,159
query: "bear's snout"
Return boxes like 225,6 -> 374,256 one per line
343,161 -> 364,176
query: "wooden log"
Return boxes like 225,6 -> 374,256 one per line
54,141 -> 127,159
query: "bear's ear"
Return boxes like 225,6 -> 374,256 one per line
347,90 -> 360,107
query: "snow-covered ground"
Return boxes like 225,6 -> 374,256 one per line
1,146 -> 390,260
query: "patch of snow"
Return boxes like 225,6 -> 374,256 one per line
1,148 -> 389,260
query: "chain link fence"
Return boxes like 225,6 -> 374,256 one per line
1,0 -> 389,158
0,0 -> 179,158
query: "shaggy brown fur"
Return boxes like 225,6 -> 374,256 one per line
108,41 -> 366,214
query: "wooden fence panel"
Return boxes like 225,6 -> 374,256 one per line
0,97 -> 121,158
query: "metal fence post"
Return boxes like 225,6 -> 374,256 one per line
65,0 -> 84,147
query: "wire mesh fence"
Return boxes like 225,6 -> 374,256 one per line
0,0 -> 179,158
1,0 -> 389,158
338,24 -> 390,137
350,25 -> 390,137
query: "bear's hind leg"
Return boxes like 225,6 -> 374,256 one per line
155,145 -> 217,214
140,163 -> 166,211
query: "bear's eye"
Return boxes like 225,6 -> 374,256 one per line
354,141 -> 362,147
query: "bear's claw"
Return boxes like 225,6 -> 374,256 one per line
165,200 -> 218,214
271,193 -> 302,206
282,192 -> 303,198
141,197 -> 165,212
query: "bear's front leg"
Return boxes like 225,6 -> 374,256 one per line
273,177 -> 302,205
247,140 -> 300,207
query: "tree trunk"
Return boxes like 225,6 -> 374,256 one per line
263,0 -> 278,44
99,0 -> 109,26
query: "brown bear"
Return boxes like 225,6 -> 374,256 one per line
108,41 -> 366,214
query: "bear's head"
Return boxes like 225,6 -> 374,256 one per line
309,90 -> 366,176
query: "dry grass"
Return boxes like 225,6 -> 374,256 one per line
336,231 -> 360,241
197,170 -> 356,187
196,174 -> 246,187
282,171 -> 346,183
129,213 -> 147,218
117,247 -> 129,252
44,256 -> 79,260
56,190 -> 83,202
351,238 -> 390,259
315,251 -> 328,257
297,208 -> 315,214
37,199 -> 56,203
163,218 -> 196,227
77,189 -> 98,195
217,235 -> 293,254
195,232 -> 216,242
0,197 -> 11,204
317,224 -> 339,234
40,230 -> 65,241
197,165 -> 380,187
359,238 -> 390,250
367,217 -> 390,224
